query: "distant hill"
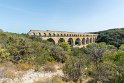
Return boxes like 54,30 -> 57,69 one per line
95,28 -> 124,46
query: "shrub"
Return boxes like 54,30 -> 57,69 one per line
59,42 -> 71,51
0,48 -> 10,63
49,45 -> 68,63
63,55 -> 87,82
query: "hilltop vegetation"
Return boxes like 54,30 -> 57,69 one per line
95,28 -> 124,48
0,29 -> 124,83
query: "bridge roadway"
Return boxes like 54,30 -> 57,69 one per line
28,30 -> 98,47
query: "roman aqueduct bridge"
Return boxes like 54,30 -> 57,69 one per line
28,30 -> 98,47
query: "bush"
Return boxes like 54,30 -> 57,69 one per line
49,45 -> 68,63
59,42 -> 71,51
63,55 -> 87,82
0,48 -> 10,63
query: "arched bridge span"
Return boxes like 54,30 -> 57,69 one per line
28,30 -> 98,47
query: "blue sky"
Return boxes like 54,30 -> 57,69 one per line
0,0 -> 124,33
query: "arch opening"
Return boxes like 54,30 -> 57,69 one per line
58,38 -> 65,43
68,38 -> 73,46
86,38 -> 90,44
53,33 -> 56,36
44,33 -> 46,37
90,38 -> 92,43
82,38 -> 85,45
75,38 -> 81,46
47,38 -> 55,44
61,34 -> 63,36
38,33 -> 41,36
49,33 -> 52,36
57,34 -> 59,37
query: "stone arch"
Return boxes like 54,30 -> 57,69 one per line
94,37 -> 96,42
67,34 -> 69,36
82,38 -> 85,45
75,38 -> 81,46
61,34 -> 63,36
44,33 -> 47,36
90,38 -> 92,43
47,38 -> 55,44
92,38 -> 94,42
38,32 -> 41,36
58,38 -> 65,43
68,38 -> 74,46
57,34 -> 59,36
49,33 -> 52,36
64,34 -> 66,36
53,33 -> 56,36
86,38 -> 90,44
70,34 -> 71,36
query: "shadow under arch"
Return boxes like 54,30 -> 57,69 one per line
82,38 -> 85,45
90,38 -> 92,43
47,38 -> 55,44
52,33 -> 55,37
86,38 -> 90,44
44,33 -> 47,37
49,33 -> 52,36
38,32 -> 41,36
68,38 -> 74,46
58,38 -> 65,43
75,38 -> 81,46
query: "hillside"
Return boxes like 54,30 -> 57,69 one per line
0,30 -> 124,83
95,28 -> 124,48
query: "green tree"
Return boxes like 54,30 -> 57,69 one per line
112,51 -> 124,83
85,43 -> 108,81
59,42 -> 71,51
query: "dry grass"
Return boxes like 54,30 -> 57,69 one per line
42,63 -> 57,72
33,79 -> 44,83
4,69 -> 16,79
33,76 -> 64,83
51,76 -> 63,83
0,62 -> 17,79
16,62 -> 33,71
